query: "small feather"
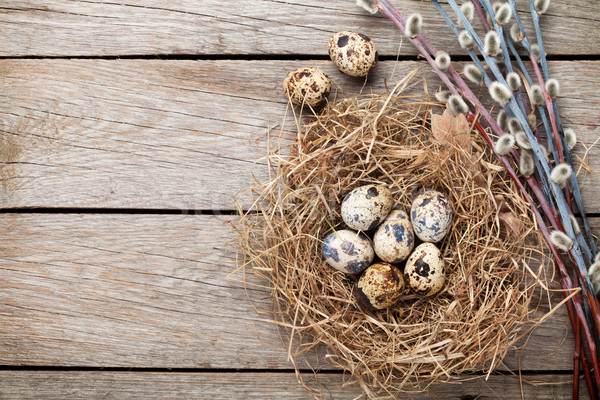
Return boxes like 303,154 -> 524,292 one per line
458,30 -> 475,50
495,3 -> 512,25
509,23 -> 521,42
356,0 -> 378,14
508,118 -> 522,135
506,72 -> 521,91
545,78 -> 560,99
434,90 -> 452,102
569,215 -> 581,236
447,95 -> 469,115
534,0 -> 551,14
527,113 -> 537,129
520,150 -> 535,178
435,51 -> 451,70
494,134 -> 515,156
550,231 -> 573,252
489,81 -> 512,105
530,84 -> 544,105
484,31 -> 501,56
564,128 -> 577,149
531,44 -> 541,62
405,13 -> 423,38
464,63 -> 483,84
460,2 -> 475,22
515,131 -> 532,149
550,163 -> 572,188
497,110 -> 509,132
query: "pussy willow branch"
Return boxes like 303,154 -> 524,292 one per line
373,0 -> 600,385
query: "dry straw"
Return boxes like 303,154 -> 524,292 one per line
234,77 -> 553,399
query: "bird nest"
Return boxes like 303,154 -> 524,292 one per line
234,77 -> 552,399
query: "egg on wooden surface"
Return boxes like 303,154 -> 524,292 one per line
410,190 -> 453,243
341,184 -> 393,231
354,262 -> 405,311
373,209 -> 414,264
328,31 -> 378,77
321,229 -> 374,274
404,243 -> 446,296
283,67 -> 331,107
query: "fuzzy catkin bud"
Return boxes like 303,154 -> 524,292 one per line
550,231 -> 573,252
460,2 -> 475,22
494,134 -> 515,156
530,84 -> 544,105
534,0 -> 551,14
435,90 -> 452,102
570,214 -> 581,236
545,78 -> 560,99
515,131 -> 532,149
356,0 -> 378,14
495,3 -> 512,25
459,30 -> 475,50
497,110 -> 508,132
484,31 -> 501,56
435,51 -> 451,70
509,23 -> 522,42
506,72 -> 522,91
531,44 -> 541,62
489,81 -> 512,105
564,128 -> 577,149
447,95 -> 469,115
590,263 -> 600,296
508,118 -> 522,135
520,150 -> 535,178
464,64 -> 483,84
550,163 -> 572,188
527,113 -> 537,129
405,13 -> 423,38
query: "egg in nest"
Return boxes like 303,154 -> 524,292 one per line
404,243 -> 446,296
355,262 -> 404,311
321,229 -> 374,274
410,190 -> 453,243
341,184 -> 393,231
373,208 -> 414,264
328,31 -> 378,77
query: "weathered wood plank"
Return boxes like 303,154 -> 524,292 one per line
0,371 -> 590,400
0,213 -> 583,370
0,1 -> 597,57
1,60 -> 599,210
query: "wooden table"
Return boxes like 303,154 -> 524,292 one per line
1,1 -> 599,398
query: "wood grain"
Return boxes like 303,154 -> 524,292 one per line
0,1 -> 598,57
1,60 -> 600,210
0,213 -> 583,370
0,371 -> 590,400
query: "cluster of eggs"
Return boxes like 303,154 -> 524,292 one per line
321,185 -> 453,311
283,31 -> 378,107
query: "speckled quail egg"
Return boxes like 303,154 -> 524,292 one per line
404,243 -> 446,296
341,184 -> 393,231
328,31 -> 378,77
373,209 -> 415,264
410,190 -> 453,243
321,229 -> 374,274
355,262 -> 405,311
283,67 -> 331,107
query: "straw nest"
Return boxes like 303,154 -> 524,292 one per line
234,76 -> 551,399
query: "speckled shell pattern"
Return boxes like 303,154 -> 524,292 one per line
321,229 -> 374,274
341,184 -> 393,231
355,263 -> 404,311
404,243 -> 445,296
328,31 -> 378,77
373,209 -> 414,264
410,190 -> 453,243
283,67 -> 331,107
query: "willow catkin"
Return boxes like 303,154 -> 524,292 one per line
550,231 -> 573,252
405,13 -> 423,38
464,64 -> 484,84
489,82 -> 512,105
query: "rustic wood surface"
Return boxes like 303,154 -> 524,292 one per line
1,60 -> 599,210
1,0 -> 599,398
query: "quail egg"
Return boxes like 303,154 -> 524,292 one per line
410,190 -> 453,243
355,262 -> 405,311
373,209 -> 415,264
341,184 -> 393,231
283,67 -> 331,107
328,31 -> 378,77
404,243 -> 446,296
321,229 -> 374,274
